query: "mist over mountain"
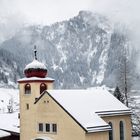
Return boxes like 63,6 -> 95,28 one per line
0,11 -> 139,89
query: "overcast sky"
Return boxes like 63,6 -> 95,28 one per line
0,0 -> 140,25
1,0 -> 140,68
0,0 -> 140,45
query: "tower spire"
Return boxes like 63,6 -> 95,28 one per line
34,45 -> 37,60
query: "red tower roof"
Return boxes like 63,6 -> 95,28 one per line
24,46 -> 47,78
24,59 -> 47,78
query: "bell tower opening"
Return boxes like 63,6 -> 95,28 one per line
40,83 -> 47,94
25,83 -> 31,94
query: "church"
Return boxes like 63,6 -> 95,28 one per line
18,47 -> 132,140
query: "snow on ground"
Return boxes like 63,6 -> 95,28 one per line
0,88 -> 19,113
0,112 -> 19,133
0,88 -> 19,135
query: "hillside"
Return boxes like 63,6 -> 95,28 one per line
0,11 -> 139,89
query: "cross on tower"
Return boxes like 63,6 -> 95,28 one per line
34,45 -> 37,60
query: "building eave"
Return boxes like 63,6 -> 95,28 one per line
96,109 -> 132,117
34,91 -> 47,104
18,77 -> 55,83
86,125 -> 111,133
0,129 -> 19,136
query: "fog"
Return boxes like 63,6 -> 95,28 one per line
0,0 -> 140,49
91,0 -> 140,49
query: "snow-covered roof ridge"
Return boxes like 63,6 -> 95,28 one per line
18,77 -> 55,82
47,89 -> 131,112
35,88 -> 131,133
24,59 -> 47,70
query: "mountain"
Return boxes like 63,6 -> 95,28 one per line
0,11 -> 139,89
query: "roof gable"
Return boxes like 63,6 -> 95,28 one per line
34,88 -> 131,133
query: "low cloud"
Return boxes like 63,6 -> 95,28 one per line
0,0 -> 140,48
91,0 -> 140,48
0,0 -> 27,43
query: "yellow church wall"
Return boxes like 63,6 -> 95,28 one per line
19,81 -> 131,140
85,131 -> 109,140
19,81 -> 53,101
35,93 -> 85,140
19,81 -> 54,140
34,93 -> 109,140
102,115 -> 132,140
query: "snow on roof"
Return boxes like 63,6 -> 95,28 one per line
24,59 -> 47,70
45,88 -> 131,132
18,77 -> 55,82
0,130 -> 11,138
0,112 -> 19,133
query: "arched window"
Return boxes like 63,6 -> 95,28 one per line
25,84 -> 31,94
120,121 -> 124,140
109,122 -> 113,140
40,83 -> 47,94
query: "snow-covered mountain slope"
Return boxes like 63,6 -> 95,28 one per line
0,11 -> 139,89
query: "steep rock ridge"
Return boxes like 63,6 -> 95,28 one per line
0,11 -> 137,89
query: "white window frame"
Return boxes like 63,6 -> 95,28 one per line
37,123 -> 57,133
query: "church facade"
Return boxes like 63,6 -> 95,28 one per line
18,48 -> 132,140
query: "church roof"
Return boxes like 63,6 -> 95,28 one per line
35,88 -> 131,133
23,46 -> 48,78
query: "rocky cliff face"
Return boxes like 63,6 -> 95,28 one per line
0,11 -> 138,89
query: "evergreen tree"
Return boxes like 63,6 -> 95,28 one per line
116,41 -> 133,107
113,86 -> 124,103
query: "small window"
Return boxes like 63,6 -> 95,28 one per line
25,84 -> 31,94
40,83 -> 47,94
52,124 -> 57,132
38,123 -> 57,133
46,123 -> 50,132
26,104 -> 29,110
120,121 -> 124,140
38,123 -> 43,132
109,122 -> 113,140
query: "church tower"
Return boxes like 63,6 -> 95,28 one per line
18,46 -> 54,140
